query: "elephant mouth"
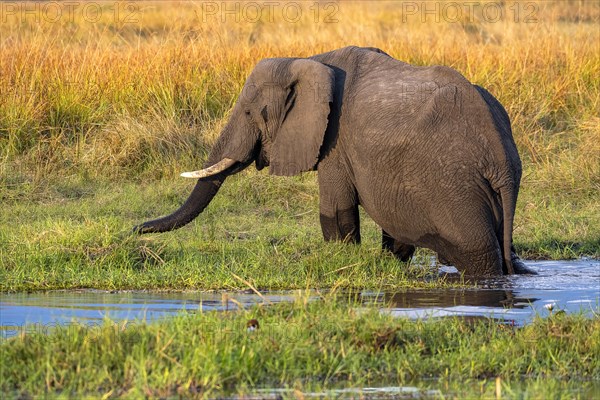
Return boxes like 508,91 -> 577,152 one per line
254,142 -> 269,171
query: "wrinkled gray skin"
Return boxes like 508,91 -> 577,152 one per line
136,46 -> 534,276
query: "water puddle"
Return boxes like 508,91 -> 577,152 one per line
249,385 -> 443,399
1,260 -> 598,338
245,379 -> 600,399
371,259 -> 600,325
0,291 -> 298,338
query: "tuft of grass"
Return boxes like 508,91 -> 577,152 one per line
1,296 -> 599,397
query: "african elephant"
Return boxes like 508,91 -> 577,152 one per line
135,46 -> 531,276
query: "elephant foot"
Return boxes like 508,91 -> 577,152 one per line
512,254 -> 538,275
437,254 -> 451,265
382,230 -> 415,262
392,244 -> 416,262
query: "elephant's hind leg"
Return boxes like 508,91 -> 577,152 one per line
511,245 -> 537,275
439,237 -> 504,276
382,230 -> 415,261
433,198 -> 505,275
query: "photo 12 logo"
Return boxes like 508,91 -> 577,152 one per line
198,1 -> 339,23
401,1 -> 538,23
0,2 -> 139,24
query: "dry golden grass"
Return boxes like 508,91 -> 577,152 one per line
0,1 -> 598,193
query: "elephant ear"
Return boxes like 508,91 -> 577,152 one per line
269,59 -> 335,176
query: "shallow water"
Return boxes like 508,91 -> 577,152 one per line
0,291 -> 299,338
373,259 -> 600,325
247,379 -> 600,399
1,260 -> 598,338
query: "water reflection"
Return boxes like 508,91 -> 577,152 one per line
248,378 -> 600,400
370,259 -> 599,324
362,288 -> 535,309
0,291 -> 300,338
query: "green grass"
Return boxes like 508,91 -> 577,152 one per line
2,296 -> 599,398
1,169 -> 598,292
515,190 -> 600,260
0,174 -> 457,292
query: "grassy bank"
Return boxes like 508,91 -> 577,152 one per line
1,1 -> 599,291
1,174 -> 599,292
2,296 -> 599,397
1,176 -> 459,292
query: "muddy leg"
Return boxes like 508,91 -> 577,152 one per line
319,167 -> 361,244
382,230 -> 415,262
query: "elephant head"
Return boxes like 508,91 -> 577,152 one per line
135,58 -> 335,233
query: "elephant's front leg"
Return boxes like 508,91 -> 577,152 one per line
318,170 -> 360,244
382,230 -> 415,262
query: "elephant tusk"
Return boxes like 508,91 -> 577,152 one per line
180,158 -> 236,179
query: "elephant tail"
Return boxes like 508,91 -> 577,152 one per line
499,184 -> 516,275
474,84 -> 520,275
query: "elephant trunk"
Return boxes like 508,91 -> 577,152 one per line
134,175 -> 226,234
134,127 -> 231,234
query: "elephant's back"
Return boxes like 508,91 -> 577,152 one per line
346,62 -> 507,176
